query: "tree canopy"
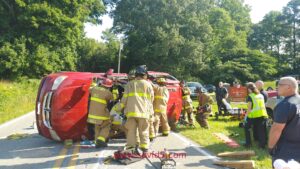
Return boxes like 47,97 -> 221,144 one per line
0,0 -> 106,78
2,0 -> 296,84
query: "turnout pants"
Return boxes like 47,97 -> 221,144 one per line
153,112 -> 170,135
125,118 -> 149,150
182,107 -> 193,124
149,115 -> 155,139
182,99 -> 194,124
195,112 -> 210,128
94,120 -> 111,143
244,117 -> 267,148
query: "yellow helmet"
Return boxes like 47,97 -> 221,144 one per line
157,77 -> 166,84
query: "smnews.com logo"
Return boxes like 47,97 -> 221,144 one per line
114,151 -> 187,159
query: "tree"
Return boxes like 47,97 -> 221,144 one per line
111,0 -> 214,79
110,0 -> 275,82
77,32 -> 120,73
282,0 -> 300,72
0,38 -> 28,78
0,0 -> 106,78
248,11 -> 284,54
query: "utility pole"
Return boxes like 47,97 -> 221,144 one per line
117,41 -> 123,73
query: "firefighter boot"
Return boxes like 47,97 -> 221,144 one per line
95,139 -> 107,148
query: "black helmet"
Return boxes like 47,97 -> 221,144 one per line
135,65 -> 148,76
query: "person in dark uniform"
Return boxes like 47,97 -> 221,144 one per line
244,82 -> 268,148
268,77 -> 300,166
216,81 -> 228,115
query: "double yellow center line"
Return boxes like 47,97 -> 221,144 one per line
52,142 -> 80,169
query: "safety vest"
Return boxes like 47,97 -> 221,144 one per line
87,86 -> 113,124
247,93 -> 268,118
120,79 -> 154,119
112,87 -> 119,101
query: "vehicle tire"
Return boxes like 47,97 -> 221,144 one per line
267,87 -> 273,91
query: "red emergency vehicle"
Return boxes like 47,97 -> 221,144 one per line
35,71 -> 182,141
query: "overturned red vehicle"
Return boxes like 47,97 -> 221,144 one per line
35,71 -> 182,141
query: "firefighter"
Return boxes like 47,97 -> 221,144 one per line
126,69 -> 142,145
118,65 -> 154,152
180,80 -> 194,125
153,77 -> 170,136
87,78 -> 114,148
195,87 -> 213,129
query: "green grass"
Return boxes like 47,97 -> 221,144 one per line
0,79 -> 40,125
180,102 -> 271,169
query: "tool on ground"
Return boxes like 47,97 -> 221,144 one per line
113,148 -> 143,165
176,113 -> 195,129
160,150 -> 176,169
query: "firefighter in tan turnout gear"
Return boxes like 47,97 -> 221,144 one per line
153,77 -> 170,136
119,65 -> 154,152
195,87 -> 213,129
180,80 -> 194,125
87,78 -> 114,148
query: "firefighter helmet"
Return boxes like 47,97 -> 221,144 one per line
101,78 -> 113,88
157,77 -> 166,84
135,65 -> 148,76
196,87 -> 205,93
128,69 -> 136,79
180,80 -> 185,86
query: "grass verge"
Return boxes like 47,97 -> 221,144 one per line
0,79 -> 40,125
179,102 -> 271,169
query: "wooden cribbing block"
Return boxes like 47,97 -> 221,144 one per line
214,160 -> 255,169
217,150 -> 255,158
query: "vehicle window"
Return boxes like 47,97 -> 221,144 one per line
187,82 -> 203,88
150,74 -> 178,81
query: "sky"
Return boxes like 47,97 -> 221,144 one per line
244,0 -> 290,23
84,0 -> 290,41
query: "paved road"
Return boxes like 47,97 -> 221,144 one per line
0,112 -> 225,169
